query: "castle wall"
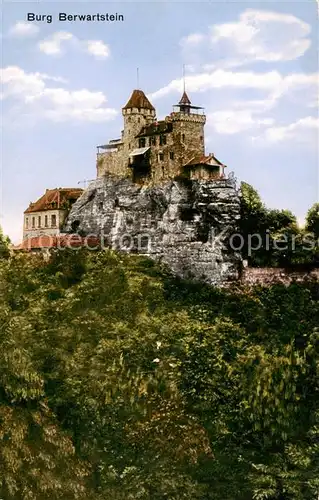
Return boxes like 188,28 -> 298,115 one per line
64,175 -> 242,285
241,267 -> 319,286
97,148 -> 130,178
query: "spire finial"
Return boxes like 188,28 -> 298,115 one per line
183,64 -> 186,93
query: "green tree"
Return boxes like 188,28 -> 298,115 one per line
306,203 -> 319,238
1,249 -> 318,499
0,225 -> 10,258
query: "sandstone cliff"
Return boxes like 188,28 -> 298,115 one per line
64,175 -> 242,285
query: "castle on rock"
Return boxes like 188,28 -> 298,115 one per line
96,89 -> 227,184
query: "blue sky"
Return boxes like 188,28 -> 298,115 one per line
1,1 -> 318,242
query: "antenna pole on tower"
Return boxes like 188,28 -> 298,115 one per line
137,67 -> 139,89
182,64 -> 186,93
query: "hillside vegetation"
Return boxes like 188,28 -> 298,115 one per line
0,248 -> 318,499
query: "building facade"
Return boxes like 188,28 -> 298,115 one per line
23,188 -> 83,240
97,89 -> 226,184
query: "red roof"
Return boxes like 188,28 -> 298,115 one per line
14,234 -> 100,250
184,154 -> 226,168
24,188 -> 83,214
179,91 -> 191,105
123,89 -> 155,111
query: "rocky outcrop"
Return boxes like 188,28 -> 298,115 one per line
64,175 -> 242,285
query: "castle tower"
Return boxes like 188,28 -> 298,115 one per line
171,91 -> 206,166
122,89 -> 156,151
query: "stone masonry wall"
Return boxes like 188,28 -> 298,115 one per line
64,175 -> 242,285
242,267 -> 319,286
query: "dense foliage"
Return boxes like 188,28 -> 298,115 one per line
0,247 -> 318,499
240,183 -> 319,267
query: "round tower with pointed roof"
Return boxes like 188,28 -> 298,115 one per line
122,89 -> 156,152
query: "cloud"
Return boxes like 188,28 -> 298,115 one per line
207,109 -> 274,135
256,116 -> 319,143
38,32 -> 110,59
85,40 -> 110,59
8,21 -> 39,37
210,9 -> 311,65
180,33 -> 205,47
181,9 -> 311,70
1,66 -> 117,123
149,69 -> 316,103
38,32 -> 73,55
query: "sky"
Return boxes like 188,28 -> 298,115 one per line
1,0 -> 318,243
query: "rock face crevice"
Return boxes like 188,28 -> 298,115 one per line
64,175 -> 242,285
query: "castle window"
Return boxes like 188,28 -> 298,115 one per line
138,117 -> 140,123
182,133 -> 185,142
51,214 -> 57,227
169,152 -> 174,160
25,217 -> 29,229
45,215 -> 48,227
200,135 -> 203,142
127,117 -> 131,122
159,135 -> 166,146
32,217 -> 35,228
159,153 -> 164,161
139,137 -> 146,148
38,216 -> 41,227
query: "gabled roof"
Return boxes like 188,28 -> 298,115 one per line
184,154 -> 226,168
24,188 -> 83,214
123,89 -> 155,111
179,91 -> 191,105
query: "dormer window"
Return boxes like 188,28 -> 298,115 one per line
139,137 -> 146,148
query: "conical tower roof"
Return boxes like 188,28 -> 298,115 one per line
123,89 -> 155,111
179,91 -> 191,105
